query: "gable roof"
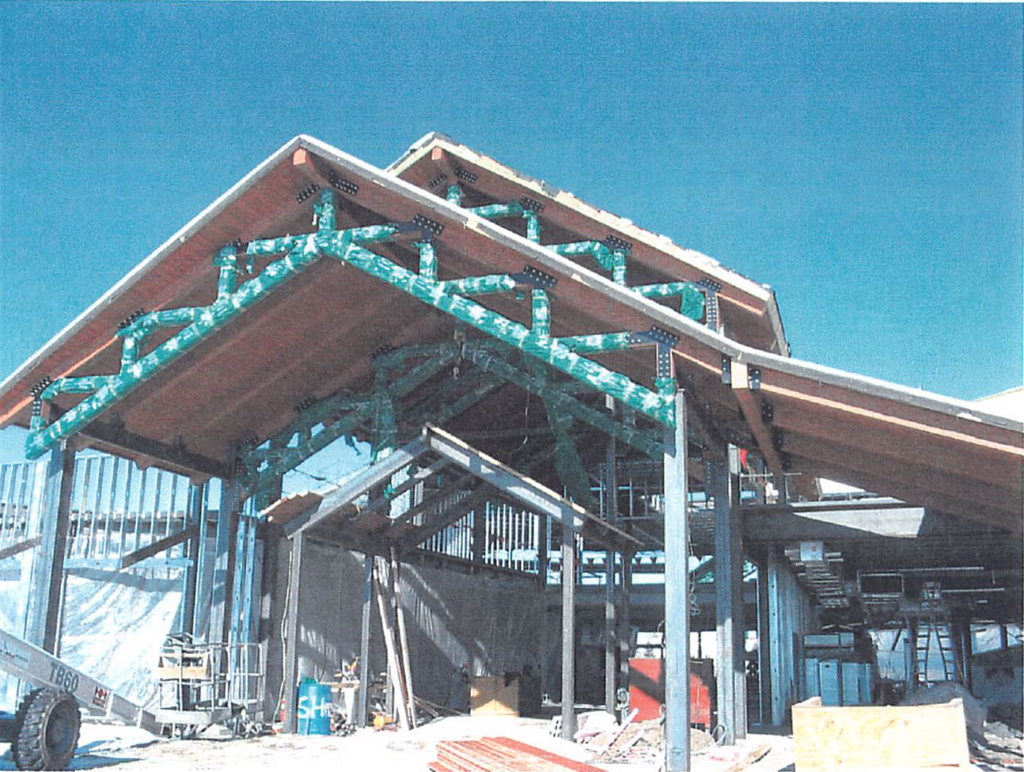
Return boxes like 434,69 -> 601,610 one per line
0,134 -> 1019,532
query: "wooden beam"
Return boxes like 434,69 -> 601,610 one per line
765,383 -> 1023,486
794,456 -> 1019,532
731,362 -> 789,500
783,431 -> 1020,513
283,530 -> 304,734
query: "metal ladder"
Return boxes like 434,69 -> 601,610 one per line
913,582 -> 960,685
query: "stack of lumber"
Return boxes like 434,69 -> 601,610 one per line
430,737 -> 604,772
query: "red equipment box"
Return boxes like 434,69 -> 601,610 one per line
628,657 -> 713,728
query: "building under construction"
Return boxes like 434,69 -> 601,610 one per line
0,133 -> 1020,771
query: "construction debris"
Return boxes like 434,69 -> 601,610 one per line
577,714 -> 715,764
970,719 -> 1024,770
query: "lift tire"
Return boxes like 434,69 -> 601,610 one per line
11,687 -> 81,771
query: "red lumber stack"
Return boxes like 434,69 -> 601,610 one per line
430,737 -> 606,772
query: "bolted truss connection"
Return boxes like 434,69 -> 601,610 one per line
25,188 -> 713,465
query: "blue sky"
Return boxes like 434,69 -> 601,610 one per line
1,2 -> 1021,466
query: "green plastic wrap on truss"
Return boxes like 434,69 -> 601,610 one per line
555,332 -> 634,354
465,343 -> 663,459
329,240 -> 675,426
465,199 -> 541,242
535,358 -> 596,510
549,241 -> 628,283
416,240 -> 438,281
634,281 -> 706,320
547,242 -> 705,320
441,274 -> 518,296
468,201 -> 525,220
531,289 -> 551,337
27,188 -> 686,465
27,235 -> 321,458
238,344 -> 462,495
25,220 -> 398,460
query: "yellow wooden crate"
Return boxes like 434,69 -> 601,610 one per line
792,696 -> 971,770
469,676 -> 540,717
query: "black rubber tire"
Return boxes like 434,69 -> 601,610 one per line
11,687 -> 81,771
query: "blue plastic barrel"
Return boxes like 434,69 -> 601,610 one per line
297,681 -> 332,735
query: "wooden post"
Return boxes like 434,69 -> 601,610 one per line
391,549 -> 417,728
374,558 -> 411,731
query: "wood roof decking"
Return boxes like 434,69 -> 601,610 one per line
387,132 -> 789,356
0,134 -> 1018,532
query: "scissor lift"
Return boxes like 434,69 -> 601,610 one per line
0,627 -> 161,769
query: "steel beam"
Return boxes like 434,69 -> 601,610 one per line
119,523 -> 199,571
284,438 -> 427,537
356,551 -> 373,728
396,486 -> 490,551
0,537 -> 40,561
79,423 -> 232,480
663,389 -> 690,771
425,426 -> 638,551
618,547 -> 633,695
561,523 -> 576,741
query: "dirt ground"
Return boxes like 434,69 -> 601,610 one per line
4,715 -> 1017,771
0,716 -> 798,772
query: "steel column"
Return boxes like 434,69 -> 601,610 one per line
713,450 -> 745,743
208,481 -> 240,644
663,389 -> 691,772
604,415 -> 618,716
23,443 -> 76,654
283,530 -> 304,734
755,549 -> 773,725
561,524 -> 576,741
618,550 -> 632,702
179,482 -> 206,636
356,552 -> 373,728
730,448 -> 748,738
766,544 -> 785,725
